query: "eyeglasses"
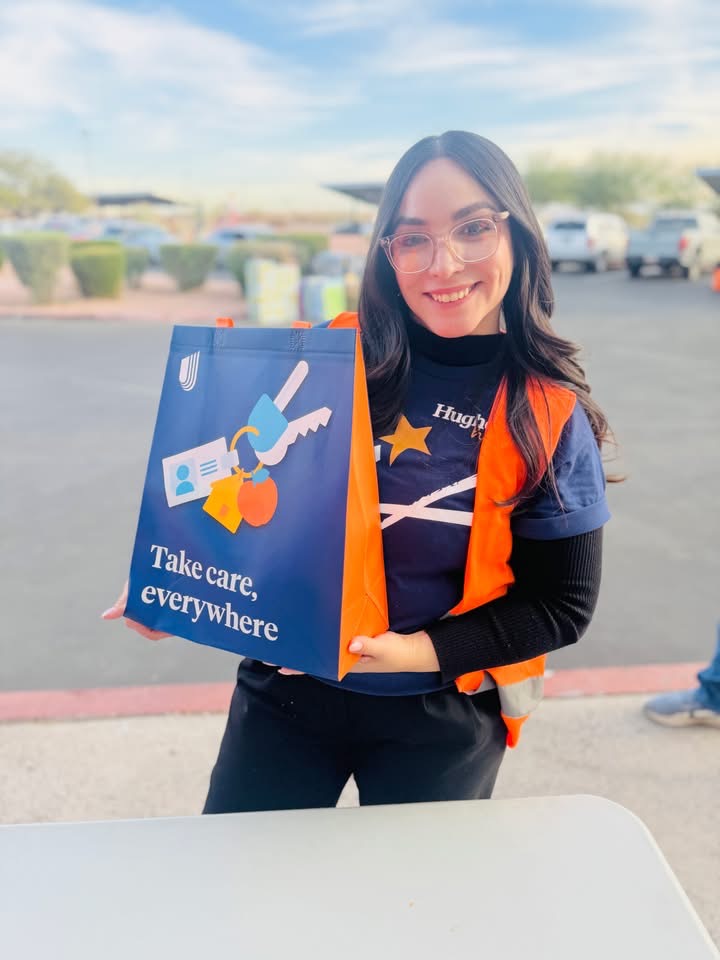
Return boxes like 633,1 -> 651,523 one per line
380,212 -> 510,274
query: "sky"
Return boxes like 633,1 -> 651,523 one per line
1,0 -> 719,211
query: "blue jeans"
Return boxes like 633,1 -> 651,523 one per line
697,624 -> 720,711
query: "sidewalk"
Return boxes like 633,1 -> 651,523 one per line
0,262 -> 247,325
0,675 -> 718,946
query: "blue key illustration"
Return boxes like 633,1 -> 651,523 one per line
247,361 -> 309,454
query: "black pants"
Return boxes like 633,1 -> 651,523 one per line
203,659 -> 507,813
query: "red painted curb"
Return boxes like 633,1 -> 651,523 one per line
0,663 -> 704,723
544,662 -> 703,698
0,683 -> 234,723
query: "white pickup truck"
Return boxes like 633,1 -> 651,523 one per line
626,211 -> 720,279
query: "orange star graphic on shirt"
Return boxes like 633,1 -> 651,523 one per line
380,415 -> 432,465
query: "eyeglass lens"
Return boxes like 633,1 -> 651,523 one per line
388,218 -> 499,273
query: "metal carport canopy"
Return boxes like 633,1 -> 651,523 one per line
324,183 -> 384,205
92,192 -> 176,206
697,169 -> 720,195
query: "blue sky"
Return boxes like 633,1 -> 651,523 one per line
1,0 -> 718,210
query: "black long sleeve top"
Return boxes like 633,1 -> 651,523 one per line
426,528 -> 603,682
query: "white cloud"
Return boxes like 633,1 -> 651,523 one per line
0,2 -> 346,136
291,0 -> 420,35
363,0 -> 720,156
583,0 -> 703,11
495,101 -> 719,169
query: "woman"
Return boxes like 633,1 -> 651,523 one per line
104,131 -> 613,811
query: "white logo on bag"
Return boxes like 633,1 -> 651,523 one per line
179,352 -> 200,391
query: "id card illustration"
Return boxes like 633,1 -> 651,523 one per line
162,438 -> 240,507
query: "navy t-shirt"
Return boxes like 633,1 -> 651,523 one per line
322,318 -> 610,696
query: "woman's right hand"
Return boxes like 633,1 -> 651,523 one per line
101,581 -> 172,642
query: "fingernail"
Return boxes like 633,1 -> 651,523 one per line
349,640 -> 363,653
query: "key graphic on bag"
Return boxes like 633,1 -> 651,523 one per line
260,407 -> 333,466
247,361 -> 309,454
162,439 -> 240,508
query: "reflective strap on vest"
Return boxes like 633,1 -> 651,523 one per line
457,659 -> 547,747
497,673 -> 545,716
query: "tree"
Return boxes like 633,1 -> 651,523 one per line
524,155 -> 579,205
574,154 -> 652,210
0,152 -> 89,216
523,152 -> 711,212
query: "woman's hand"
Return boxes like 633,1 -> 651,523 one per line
263,663 -> 305,676
102,583 -> 302,671
101,581 -> 172,642
348,630 -> 440,673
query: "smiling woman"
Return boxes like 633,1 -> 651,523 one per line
108,130 -> 615,814
384,162 -> 513,338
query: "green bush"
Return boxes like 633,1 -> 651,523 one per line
226,240 -> 297,292
70,244 -> 126,298
73,239 -> 120,248
268,232 -> 329,275
125,246 -> 149,288
2,232 -> 69,303
280,233 -> 330,273
160,243 -> 217,291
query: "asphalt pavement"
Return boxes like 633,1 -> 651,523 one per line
1,270 -> 719,689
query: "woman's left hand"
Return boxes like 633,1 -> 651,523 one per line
348,630 -> 440,673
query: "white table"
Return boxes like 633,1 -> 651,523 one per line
0,795 -> 717,959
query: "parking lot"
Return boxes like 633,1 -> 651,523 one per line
1,268 -> 718,691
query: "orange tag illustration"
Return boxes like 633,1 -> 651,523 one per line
203,474 -> 245,533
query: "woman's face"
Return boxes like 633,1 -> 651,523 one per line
390,157 -> 513,338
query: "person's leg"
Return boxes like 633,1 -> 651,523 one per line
644,624 -> 720,727
203,660 -> 352,813
696,625 -> 720,710
349,687 -> 507,806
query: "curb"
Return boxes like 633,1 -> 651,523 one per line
0,662 -> 704,723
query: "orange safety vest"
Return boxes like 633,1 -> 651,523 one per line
299,312 -> 576,747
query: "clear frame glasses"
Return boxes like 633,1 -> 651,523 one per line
380,211 -> 510,274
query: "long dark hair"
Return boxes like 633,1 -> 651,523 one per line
359,130 -> 616,502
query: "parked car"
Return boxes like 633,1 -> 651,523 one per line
100,221 -> 179,264
625,211 -> 720,279
545,213 -> 629,272
204,224 -> 272,267
39,215 -> 106,241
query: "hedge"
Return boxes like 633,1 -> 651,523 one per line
226,240 -> 298,292
125,247 -> 150,288
70,244 -> 126,298
160,244 -> 217,291
268,232 -> 329,275
2,233 -> 69,304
